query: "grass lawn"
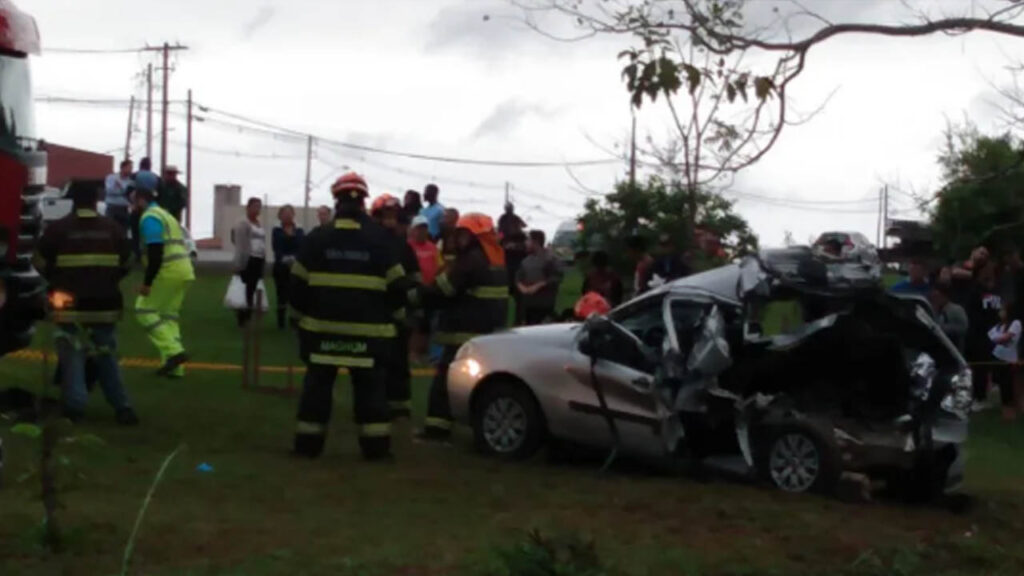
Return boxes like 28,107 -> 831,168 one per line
2,271 -> 1024,576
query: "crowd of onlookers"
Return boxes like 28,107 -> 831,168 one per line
891,246 -> 1024,421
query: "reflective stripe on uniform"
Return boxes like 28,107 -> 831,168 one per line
335,219 -> 361,230
164,253 -> 190,263
389,400 -> 412,410
385,265 -> 405,284
435,332 -> 478,346
55,254 -> 120,268
291,262 -> 309,280
308,354 -> 375,368
296,421 -> 326,435
392,308 -> 407,321
308,272 -> 386,291
299,317 -> 397,338
425,417 -> 453,430
469,286 -> 509,300
52,310 -> 121,323
360,423 -> 391,437
436,273 -> 455,296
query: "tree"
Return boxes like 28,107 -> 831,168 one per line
579,174 -> 758,276
513,0 -> 1024,207
931,125 -> 1024,257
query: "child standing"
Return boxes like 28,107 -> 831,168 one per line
988,303 -> 1022,421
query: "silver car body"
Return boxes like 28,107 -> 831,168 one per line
449,248 -> 971,491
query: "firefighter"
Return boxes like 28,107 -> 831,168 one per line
370,193 -> 420,419
290,173 -> 406,461
132,187 -> 195,378
417,213 -> 508,441
35,184 -> 138,424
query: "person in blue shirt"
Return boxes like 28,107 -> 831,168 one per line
419,183 -> 445,241
134,156 -> 160,194
890,258 -> 931,297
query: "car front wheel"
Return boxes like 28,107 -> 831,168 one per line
756,424 -> 840,495
472,380 -> 545,460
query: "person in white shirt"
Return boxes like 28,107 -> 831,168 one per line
232,197 -> 267,327
988,302 -> 1022,420
104,159 -> 134,231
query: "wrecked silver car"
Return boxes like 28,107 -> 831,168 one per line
447,247 -> 972,497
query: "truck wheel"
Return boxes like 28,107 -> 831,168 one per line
756,424 -> 840,495
472,380 -> 545,460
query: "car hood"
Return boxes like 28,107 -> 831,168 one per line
485,323 -> 581,345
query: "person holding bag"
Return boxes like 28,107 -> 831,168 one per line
272,205 -> 305,329
232,197 -> 268,327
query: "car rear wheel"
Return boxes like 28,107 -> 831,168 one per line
757,424 -> 840,495
472,380 -> 544,460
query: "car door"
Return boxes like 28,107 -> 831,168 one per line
560,296 -> 666,456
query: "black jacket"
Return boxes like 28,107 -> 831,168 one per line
36,209 -> 131,323
289,210 -> 406,368
422,244 -> 508,346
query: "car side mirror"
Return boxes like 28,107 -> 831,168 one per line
581,315 -> 612,358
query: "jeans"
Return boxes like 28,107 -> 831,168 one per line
55,323 -> 131,414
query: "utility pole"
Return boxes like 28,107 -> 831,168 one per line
142,43 -> 188,172
186,89 -> 193,231
877,187 -> 884,247
303,135 -> 314,230
160,43 -> 170,173
505,182 -> 510,206
882,184 -> 890,249
146,63 -> 153,160
124,96 -> 135,161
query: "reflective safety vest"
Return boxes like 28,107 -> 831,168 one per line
428,246 -> 509,346
35,209 -> 130,324
141,204 -> 195,282
290,211 -> 407,368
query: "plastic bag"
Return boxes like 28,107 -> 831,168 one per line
223,276 -> 270,311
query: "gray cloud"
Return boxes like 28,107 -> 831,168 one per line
471,99 -> 559,140
241,5 -> 276,40
424,2 -> 528,57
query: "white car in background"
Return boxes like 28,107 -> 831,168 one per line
40,182 -> 197,262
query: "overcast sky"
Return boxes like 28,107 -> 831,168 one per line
24,0 -> 1024,246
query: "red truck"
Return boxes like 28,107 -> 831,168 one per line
0,0 -> 46,357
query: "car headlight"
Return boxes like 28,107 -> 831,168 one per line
942,369 -> 973,418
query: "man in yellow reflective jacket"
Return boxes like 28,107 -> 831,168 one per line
133,187 -> 195,378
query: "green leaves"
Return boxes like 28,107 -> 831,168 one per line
754,76 -> 775,100
11,423 -> 42,439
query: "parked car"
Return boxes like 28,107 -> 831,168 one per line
40,183 -> 198,262
447,246 -> 971,498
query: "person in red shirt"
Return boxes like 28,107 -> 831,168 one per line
409,215 -> 439,285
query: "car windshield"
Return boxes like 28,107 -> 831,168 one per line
0,52 -> 36,157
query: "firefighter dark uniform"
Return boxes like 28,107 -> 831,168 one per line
291,173 -> 406,460
419,213 -> 508,439
370,193 -> 421,419
35,204 -> 137,423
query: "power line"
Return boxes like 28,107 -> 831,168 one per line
43,46 -> 151,54
198,103 -> 623,169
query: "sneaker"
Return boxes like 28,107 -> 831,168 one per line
156,353 -> 189,377
116,408 -> 140,426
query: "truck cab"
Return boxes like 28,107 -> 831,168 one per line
0,0 -> 47,356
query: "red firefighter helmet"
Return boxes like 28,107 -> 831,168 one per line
370,193 -> 400,215
330,172 -> 369,199
575,292 -> 611,320
455,213 -> 496,236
